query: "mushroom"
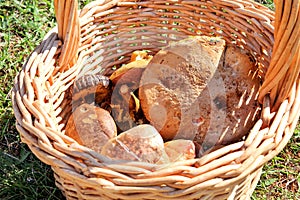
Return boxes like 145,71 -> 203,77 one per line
101,124 -> 169,164
164,139 -> 196,162
71,74 -> 111,110
139,36 -> 226,141
110,50 -> 152,85
194,45 -> 261,150
110,52 -> 152,132
65,103 -> 117,154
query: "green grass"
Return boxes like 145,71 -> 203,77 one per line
0,0 -> 299,199
0,1 -> 63,199
255,0 -> 275,9
252,124 -> 300,200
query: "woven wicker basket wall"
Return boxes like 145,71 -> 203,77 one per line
12,0 -> 300,199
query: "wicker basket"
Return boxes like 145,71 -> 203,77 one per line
12,0 -> 300,199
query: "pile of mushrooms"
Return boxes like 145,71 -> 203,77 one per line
65,36 -> 261,163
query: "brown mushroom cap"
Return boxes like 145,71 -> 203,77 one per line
139,36 -> 226,140
110,59 -> 150,86
194,46 -> 261,149
101,124 -> 169,164
65,103 -> 117,153
71,74 -> 111,109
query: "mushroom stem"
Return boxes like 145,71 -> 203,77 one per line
130,91 -> 140,113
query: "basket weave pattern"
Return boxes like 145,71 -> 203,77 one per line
12,0 -> 300,199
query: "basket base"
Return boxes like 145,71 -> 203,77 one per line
52,166 -> 263,200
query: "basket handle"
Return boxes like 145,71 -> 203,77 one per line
53,0 -> 300,108
54,0 -> 80,72
258,0 -> 300,109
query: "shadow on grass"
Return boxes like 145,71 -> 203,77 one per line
0,144 -> 65,200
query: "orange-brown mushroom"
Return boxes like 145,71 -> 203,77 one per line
139,36 -> 226,141
101,124 -> 169,164
65,103 -> 117,153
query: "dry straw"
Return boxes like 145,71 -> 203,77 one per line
12,0 -> 300,199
